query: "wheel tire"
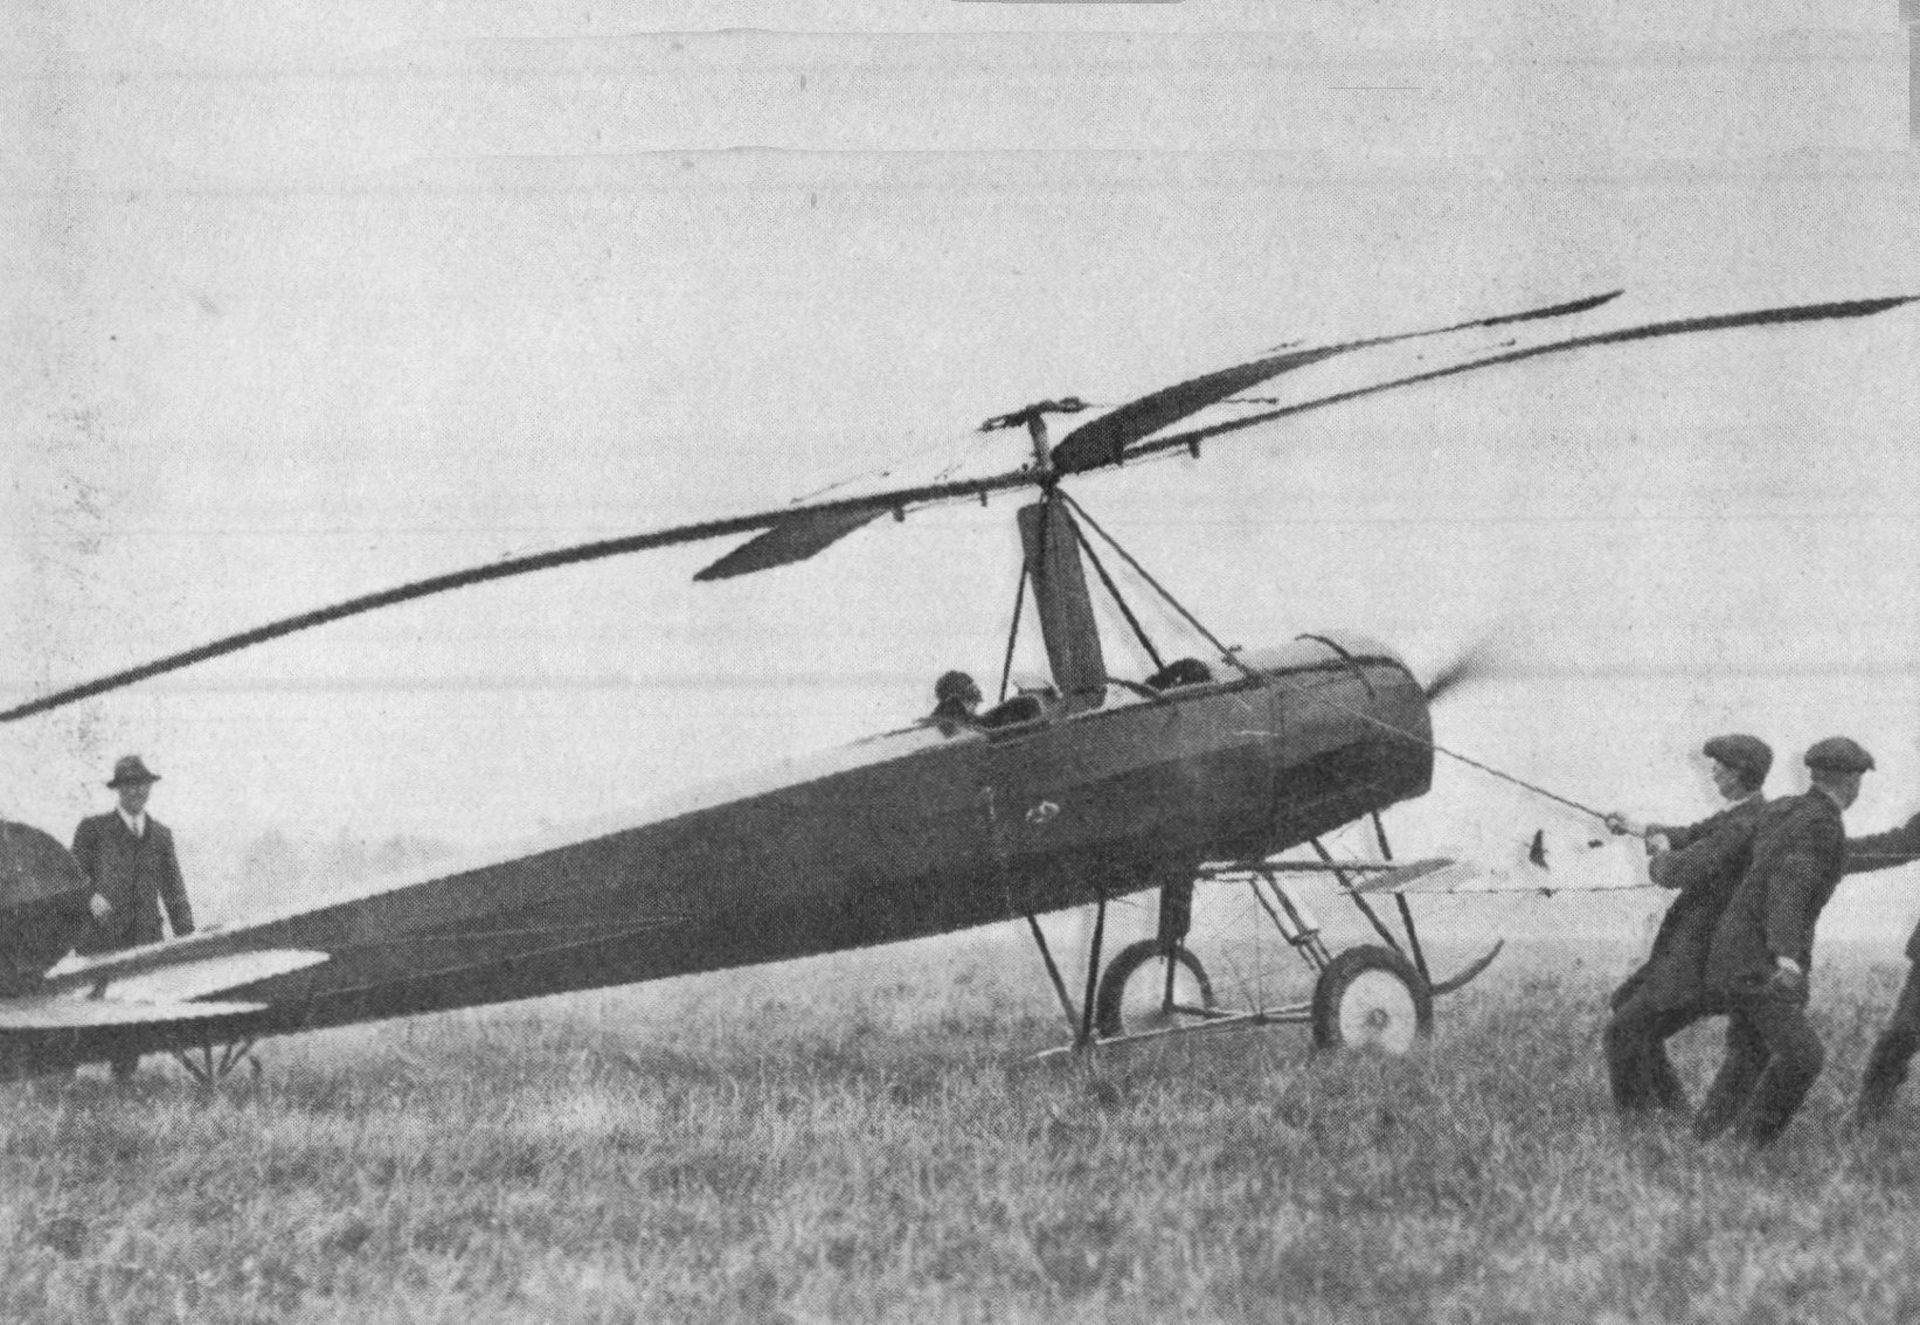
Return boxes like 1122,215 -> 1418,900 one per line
1310,944 -> 1433,1054
1092,939 -> 1216,1039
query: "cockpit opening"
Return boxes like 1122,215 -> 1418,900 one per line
1146,658 -> 1214,691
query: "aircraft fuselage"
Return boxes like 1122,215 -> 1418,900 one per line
180,634 -> 1423,1032
2,632 -> 1431,1065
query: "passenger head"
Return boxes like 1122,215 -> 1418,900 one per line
1804,737 -> 1874,809
1702,734 -> 1771,799
935,671 -> 982,713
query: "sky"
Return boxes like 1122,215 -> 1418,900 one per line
4,3 -> 1919,941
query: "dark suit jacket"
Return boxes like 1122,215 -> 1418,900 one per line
71,812 -> 195,953
1845,811 -> 1920,961
1652,801 -> 1755,854
1611,796 -> 1765,1011
1704,791 -> 1846,993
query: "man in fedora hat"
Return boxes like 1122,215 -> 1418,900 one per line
1692,736 -> 1874,1147
1601,733 -> 1773,1116
71,754 -> 196,1079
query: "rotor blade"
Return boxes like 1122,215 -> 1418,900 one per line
693,506 -> 888,581
1128,294 -> 1917,465
1050,289 -> 1623,476
0,468 -> 1037,723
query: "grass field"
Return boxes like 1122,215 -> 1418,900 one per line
6,937 -> 1920,1324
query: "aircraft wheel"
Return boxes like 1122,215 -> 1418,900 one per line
1310,945 -> 1432,1054
1092,939 -> 1215,1039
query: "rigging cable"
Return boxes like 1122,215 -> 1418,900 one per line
1055,490 -> 1263,685
1056,490 -> 1618,827
997,563 -> 1029,705
1067,517 -> 1166,674
1310,678 -> 1613,824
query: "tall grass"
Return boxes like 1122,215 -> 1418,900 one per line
5,942 -> 1920,1323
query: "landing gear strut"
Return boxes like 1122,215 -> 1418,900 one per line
174,1037 -> 260,1087
1092,939 -> 1216,1039
1027,823 -> 1499,1062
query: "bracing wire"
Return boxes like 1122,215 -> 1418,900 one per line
997,564 -> 1029,705
1056,490 -> 1617,827
1055,490 -> 1263,684
1068,519 -> 1166,674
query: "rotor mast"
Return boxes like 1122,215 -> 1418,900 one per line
1025,408 -> 1056,478
982,397 -> 1110,711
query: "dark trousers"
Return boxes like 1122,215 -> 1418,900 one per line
1692,980 -> 1825,1147
101,1032 -> 139,1081
1604,993 -> 1709,1114
1858,962 -> 1920,1124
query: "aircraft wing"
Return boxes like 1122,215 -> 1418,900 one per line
1344,858 -> 1482,895
1319,855 -> 1642,896
1201,855 -> 1484,893
0,944 -> 330,1074
1366,871 -> 1652,896
1242,830 -> 1657,897
0,947 -> 327,1038
40,946 -> 332,1003
0,995 -> 267,1031
1354,832 -> 1656,896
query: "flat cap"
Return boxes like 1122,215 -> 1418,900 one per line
1702,733 -> 1772,785
1804,736 -> 1875,774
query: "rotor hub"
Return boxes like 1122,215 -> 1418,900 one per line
979,398 -> 1088,477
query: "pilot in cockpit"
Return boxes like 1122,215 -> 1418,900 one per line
929,670 -> 984,735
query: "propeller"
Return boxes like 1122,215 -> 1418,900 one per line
3,288 -> 1909,725
1422,636 -> 1516,705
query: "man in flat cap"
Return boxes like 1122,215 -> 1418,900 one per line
1835,799 -> 1920,1127
71,755 -> 196,1079
1692,737 -> 1873,1147
1601,734 -> 1773,1116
